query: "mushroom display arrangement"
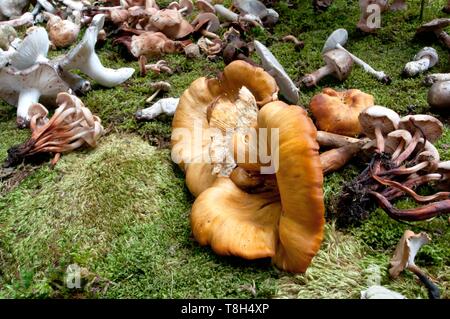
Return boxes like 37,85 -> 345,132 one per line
4,92 -> 104,167
335,106 -> 450,226
171,60 -> 325,273
0,14 -> 134,127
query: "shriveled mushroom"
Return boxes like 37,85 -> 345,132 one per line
150,9 -> 193,39
313,0 -> 334,12
403,47 -> 439,77
427,80 -> 450,112
301,49 -> 353,88
4,92 -> 104,168
130,31 -> 185,58
254,40 -> 298,104
323,29 -> 391,84
390,0 -> 407,11
135,97 -> 179,121
310,88 -> 374,137
358,105 -> 400,154
183,43 -> 201,58
197,36 -> 222,59
146,81 -> 171,103
389,230 -> 440,299
59,14 -> 135,88
282,35 -> 304,51
416,18 -> 450,49
43,12 -> 81,49
222,27 -> 254,65
0,62 -> 70,128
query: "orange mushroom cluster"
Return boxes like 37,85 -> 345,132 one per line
171,60 -> 325,273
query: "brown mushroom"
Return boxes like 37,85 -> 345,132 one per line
130,31 -> 185,58
150,9 -> 193,39
192,12 -> 221,39
301,49 -> 353,87
310,88 -> 374,137
416,18 -> 450,49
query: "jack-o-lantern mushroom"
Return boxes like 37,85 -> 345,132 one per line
310,88 -> 374,137
171,60 -> 325,272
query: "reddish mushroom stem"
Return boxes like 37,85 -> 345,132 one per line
395,129 -> 421,165
379,161 -> 431,176
407,264 -> 441,299
372,175 -> 450,203
369,191 -> 450,221
383,173 -> 443,200
320,142 -> 363,175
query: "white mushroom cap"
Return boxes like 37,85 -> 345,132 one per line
322,28 -> 348,53
0,62 -> 70,127
358,105 -> 400,138
361,286 -> 406,299
254,40 -> 299,104
233,0 -> 268,18
59,14 -> 134,88
9,27 -> 50,70
427,80 -> 450,111
398,115 -> 443,143
414,47 -> 439,67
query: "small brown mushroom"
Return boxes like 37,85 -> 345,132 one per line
196,0 -> 215,13
139,57 -> 173,76
282,35 -> 304,51
43,12 -> 80,48
416,18 -> 450,49
130,31 -> 184,58
192,12 -> 221,39
301,49 -> 353,87
427,80 -> 450,113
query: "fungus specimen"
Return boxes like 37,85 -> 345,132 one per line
171,61 -> 325,272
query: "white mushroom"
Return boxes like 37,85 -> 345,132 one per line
323,28 -> 391,84
360,286 -> 406,299
135,97 -> 180,121
36,0 -> 56,13
60,0 -> 86,11
424,73 -> 450,86
0,62 -> 70,128
254,40 -> 298,104
403,47 -> 439,77
0,0 -> 31,20
59,14 -> 135,88
0,12 -> 34,28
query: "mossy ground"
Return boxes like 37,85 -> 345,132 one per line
0,0 -> 449,298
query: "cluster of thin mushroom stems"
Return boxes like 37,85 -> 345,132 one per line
5,93 -> 103,167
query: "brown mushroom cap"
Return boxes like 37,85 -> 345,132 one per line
416,18 -> 450,35
385,129 -> 412,153
398,115 -> 443,143
150,9 -> 193,39
196,0 -> 215,13
323,49 -> 353,81
358,105 -> 400,139
192,12 -> 220,33
310,88 -> 374,137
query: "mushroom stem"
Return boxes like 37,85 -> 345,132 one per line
394,129 -> 421,166
320,142 -> 363,175
214,4 -> 239,23
0,12 -> 34,27
407,264 -> 441,299
372,174 -> 450,203
316,131 -> 366,148
59,70 -> 92,95
17,88 -> 41,128
383,173 -> 443,200
62,0 -> 86,11
369,191 -> 450,221
146,89 -> 162,103
136,97 -> 179,120
374,126 -> 385,153
302,64 -> 333,87
201,29 -> 220,39
436,30 -> 450,48
335,43 -> 390,83
424,73 -> 450,86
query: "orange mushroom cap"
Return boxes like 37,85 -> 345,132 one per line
190,101 -> 325,272
310,88 -> 374,137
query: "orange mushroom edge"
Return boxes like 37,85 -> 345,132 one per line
171,60 -> 325,273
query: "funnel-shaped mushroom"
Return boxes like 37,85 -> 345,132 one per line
0,62 -> 70,128
310,88 -> 374,137
254,40 -> 299,104
171,61 -> 325,272
59,14 -> 134,88
189,101 -> 325,272
389,230 -> 440,299
4,92 -> 104,167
